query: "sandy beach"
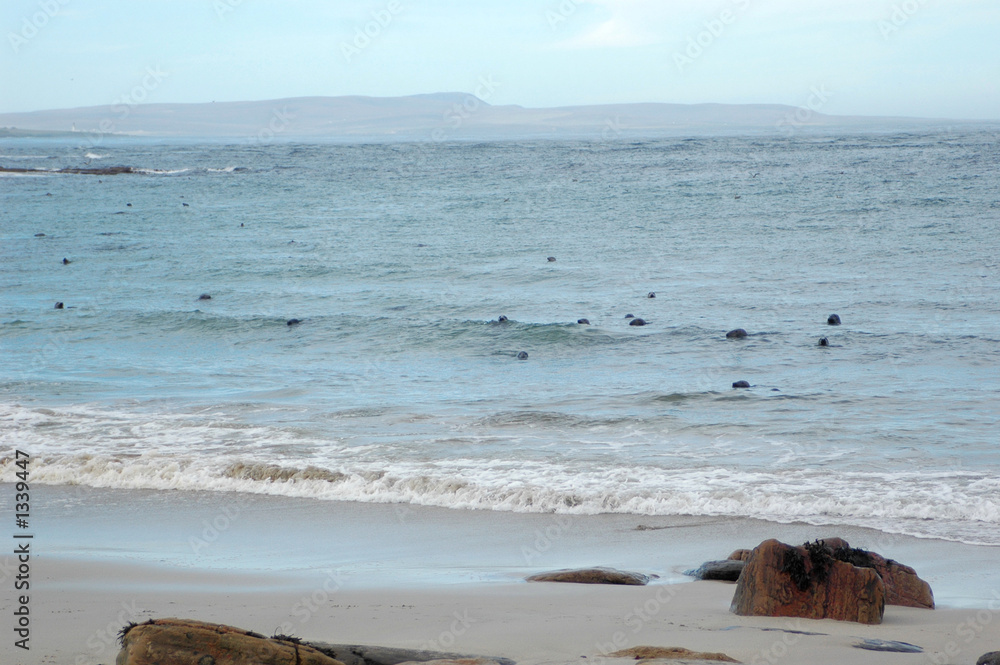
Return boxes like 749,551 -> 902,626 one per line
4,485 -> 998,664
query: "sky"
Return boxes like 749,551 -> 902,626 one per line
1,0 -> 998,119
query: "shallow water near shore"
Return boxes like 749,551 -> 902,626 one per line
2,130 -> 999,549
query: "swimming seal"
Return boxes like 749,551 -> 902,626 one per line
54,302 -> 64,309
577,318 -> 590,325
547,257 -> 556,262
818,337 -> 829,347
726,328 -> 748,339
828,314 -> 841,325
287,319 -> 302,326
498,315 -> 509,323
517,351 -> 529,360
629,318 -> 647,326
624,314 -> 634,319
648,292 -> 656,298
732,380 -> 750,388
62,258 -> 70,265
198,294 -> 212,300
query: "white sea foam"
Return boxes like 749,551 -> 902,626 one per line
84,152 -> 109,159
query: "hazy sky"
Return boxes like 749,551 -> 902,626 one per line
2,0 -> 998,118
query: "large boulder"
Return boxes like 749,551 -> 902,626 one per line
730,539 -> 885,624
820,541 -> 934,609
727,550 -> 752,562
116,618 -> 344,665
977,652 -> 1000,665
526,567 -> 651,585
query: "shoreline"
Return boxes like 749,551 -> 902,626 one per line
3,484 -> 1000,663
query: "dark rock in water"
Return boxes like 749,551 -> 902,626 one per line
818,337 -> 829,347
726,328 -> 748,339
527,567 -> 651,585
307,643 -> 516,665
497,315 -> 508,323
732,380 -> 750,388
978,652 -> 1000,665
577,318 -> 590,325
62,258 -> 70,265
0,165 -> 138,176
54,302 -> 64,309
547,256 -> 556,262
516,351 -> 528,360
608,647 -> 737,663
198,294 -> 212,300
853,639 -> 923,654
116,618 -> 342,665
648,292 -> 656,298
828,314 -> 841,325
624,314 -> 634,319
629,318 -> 647,326
287,319 -> 302,326
687,559 -> 746,582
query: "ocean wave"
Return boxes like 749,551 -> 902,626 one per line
84,152 -> 109,159
2,450 -> 997,546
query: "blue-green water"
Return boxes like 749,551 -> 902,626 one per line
2,131 -> 998,545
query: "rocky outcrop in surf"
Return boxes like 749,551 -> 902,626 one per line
0,165 -> 139,176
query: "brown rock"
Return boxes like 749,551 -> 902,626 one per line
116,618 -> 344,665
397,660 -> 507,665
687,560 -> 745,582
609,646 -> 738,662
526,567 -> 650,585
730,539 -> 885,624
727,550 -> 752,562
816,539 -> 934,609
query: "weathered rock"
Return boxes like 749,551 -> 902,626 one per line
728,550 -> 752,561
526,567 -> 650,585
116,618 -> 344,665
687,560 -> 745,582
730,539 -> 885,624
608,646 -> 738,662
977,652 -> 1000,665
306,644 -> 515,665
726,329 -> 748,339
853,639 -> 923,653
816,539 -> 934,609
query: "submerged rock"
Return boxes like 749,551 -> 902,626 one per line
526,567 -> 651,585
853,639 -> 923,653
308,644 -> 515,665
730,539 -> 886,624
687,559 -> 746,582
608,646 -> 738,662
116,618 -> 344,665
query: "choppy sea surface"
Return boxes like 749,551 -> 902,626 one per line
2,130 -> 998,546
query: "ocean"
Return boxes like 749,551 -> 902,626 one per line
2,129 -> 998,549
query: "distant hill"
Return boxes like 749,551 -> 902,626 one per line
0,93 -> 954,140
